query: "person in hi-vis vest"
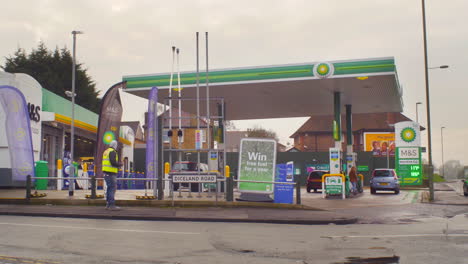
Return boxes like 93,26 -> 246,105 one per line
102,140 -> 121,210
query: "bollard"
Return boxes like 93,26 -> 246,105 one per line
225,165 -> 233,202
26,175 -> 31,201
296,181 -> 301,205
90,175 -> 97,199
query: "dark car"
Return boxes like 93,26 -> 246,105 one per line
306,170 -> 329,193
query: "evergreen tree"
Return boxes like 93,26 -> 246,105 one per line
1,42 -> 101,113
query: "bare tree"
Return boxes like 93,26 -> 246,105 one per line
246,125 -> 279,142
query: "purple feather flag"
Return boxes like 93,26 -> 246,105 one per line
0,85 -> 35,181
146,87 -> 158,178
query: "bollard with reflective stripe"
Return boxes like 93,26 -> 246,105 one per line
225,165 -> 233,202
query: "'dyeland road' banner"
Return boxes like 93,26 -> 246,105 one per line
94,81 -> 125,178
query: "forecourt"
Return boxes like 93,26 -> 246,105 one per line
122,57 -> 403,170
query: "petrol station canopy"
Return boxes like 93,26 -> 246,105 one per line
122,57 -> 403,120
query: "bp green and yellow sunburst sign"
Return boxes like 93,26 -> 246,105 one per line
394,121 -> 422,186
400,127 -> 416,143
103,131 -> 116,144
313,62 -> 334,79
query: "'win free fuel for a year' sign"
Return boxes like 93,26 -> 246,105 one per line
238,138 -> 277,193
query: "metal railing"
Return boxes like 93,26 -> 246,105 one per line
26,175 -> 301,205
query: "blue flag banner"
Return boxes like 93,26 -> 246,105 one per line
146,87 -> 158,178
0,85 -> 35,181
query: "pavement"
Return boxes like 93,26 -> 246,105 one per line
0,188 -> 359,225
0,181 -> 465,225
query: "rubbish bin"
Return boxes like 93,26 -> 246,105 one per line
35,161 -> 49,190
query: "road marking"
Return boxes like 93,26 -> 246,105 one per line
0,222 -> 200,235
0,255 -> 61,264
322,233 -> 468,239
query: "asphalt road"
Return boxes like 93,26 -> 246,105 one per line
0,213 -> 466,264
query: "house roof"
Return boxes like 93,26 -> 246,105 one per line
290,112 -> 424,138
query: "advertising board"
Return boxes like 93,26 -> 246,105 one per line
363,132 -> 395,157
238,138 -> 276,193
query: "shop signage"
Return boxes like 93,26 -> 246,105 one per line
325,176 -> 343,194
395,121 -> 422,186
27,102 -> 41,122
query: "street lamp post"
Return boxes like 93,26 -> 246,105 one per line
421,0 -> 450,201
441,126 -> 445,178
69,30 -> 83,197
416,102 -> 422,124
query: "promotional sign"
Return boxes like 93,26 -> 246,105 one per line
394,121 -> 422,186
274,164 -> 294,204
325,176 -> 343,195
195,129 -> 202,150
95,81 -> 125,178
329,148 -> 341,174
286,161 -> 294,182
357,165 -> 369,172
307,164 -> 330,172
208,151 -> 218,171
363,132 -> 395,157
0,85 -> 35,181
238,138 -> 276,193
145,87 -> 158,179
307,163 -> 347,173
396,147 -> 422,185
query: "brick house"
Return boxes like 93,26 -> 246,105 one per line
290,112 -> 423,152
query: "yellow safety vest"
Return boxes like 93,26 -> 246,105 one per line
102,148 -> 118,173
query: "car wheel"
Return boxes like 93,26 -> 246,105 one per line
370,188 -> 376,194
463,183 -> 468,197
394,189 -> 400,194
306,186 -> 311,193
313,189 -> 318,193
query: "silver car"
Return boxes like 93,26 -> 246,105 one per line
370,169 -> 400,194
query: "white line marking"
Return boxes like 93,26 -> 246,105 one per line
322,234 -> 468,239
0,222 -> 200,235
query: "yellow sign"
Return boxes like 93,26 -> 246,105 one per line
364,132 -> 395,157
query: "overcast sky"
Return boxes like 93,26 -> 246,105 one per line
1,0 -> 467,166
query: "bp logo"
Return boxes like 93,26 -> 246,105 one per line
103,131 -> 116,144
313,62 -> 334,79
400,127 -> 416,143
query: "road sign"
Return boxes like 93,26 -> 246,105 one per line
172,174 -> 217,183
